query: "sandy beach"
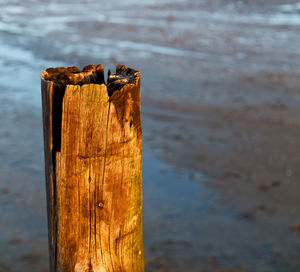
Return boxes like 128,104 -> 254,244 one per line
0,0 -> 300,271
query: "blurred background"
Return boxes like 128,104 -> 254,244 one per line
0,0 -> 300,271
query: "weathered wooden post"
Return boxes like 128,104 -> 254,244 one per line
41,64 -> 144,272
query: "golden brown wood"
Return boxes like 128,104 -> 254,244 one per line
41,65 -> 144,272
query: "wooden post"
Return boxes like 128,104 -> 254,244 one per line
41,64 -> 144,272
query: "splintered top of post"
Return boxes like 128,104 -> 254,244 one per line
41,64 -> 140,96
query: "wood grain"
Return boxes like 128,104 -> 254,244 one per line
41,65 -> 144,272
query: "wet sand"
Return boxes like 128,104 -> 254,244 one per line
0,0 -> 300,271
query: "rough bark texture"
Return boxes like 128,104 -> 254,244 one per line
41,65 -> 144,272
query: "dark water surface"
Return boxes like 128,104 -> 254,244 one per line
0,0 -> 300,271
